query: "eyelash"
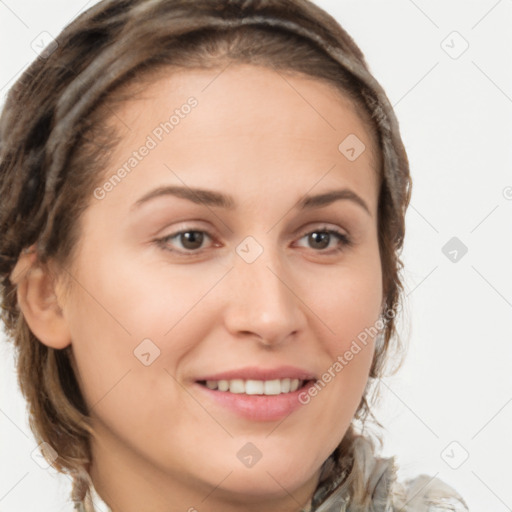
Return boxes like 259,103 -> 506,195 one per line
154,225 -> 353,257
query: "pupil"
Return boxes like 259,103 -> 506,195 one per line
182,231 -> 203,250
310,232 -> 329,249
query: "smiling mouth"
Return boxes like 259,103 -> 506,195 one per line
196,378 -> 314,395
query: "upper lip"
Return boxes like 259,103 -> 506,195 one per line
196,365 -> 317,382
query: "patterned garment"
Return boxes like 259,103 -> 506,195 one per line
302,465 -> 470,512
301,436 -> 469,512
74,475 -> 468,512
73,437 -> 469,512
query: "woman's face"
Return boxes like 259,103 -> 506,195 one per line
58,64 -> 383,510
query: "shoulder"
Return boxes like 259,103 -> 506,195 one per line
389,473 -> 470,511
308,434 -> 470,511
352,435 -> 470,511
347,435 -> 470,511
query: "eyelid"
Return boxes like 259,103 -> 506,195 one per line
294,222 -> 348,238
154,221 -> 353,257
293,224 -> 352,251
154,224 -> 218,256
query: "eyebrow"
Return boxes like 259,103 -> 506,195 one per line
132,185 -> 371,216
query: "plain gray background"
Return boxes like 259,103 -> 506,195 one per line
1,1 -> 511,511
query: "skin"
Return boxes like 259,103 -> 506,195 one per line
15,64 -> 384,512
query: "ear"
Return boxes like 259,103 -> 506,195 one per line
11,249 -> 71,349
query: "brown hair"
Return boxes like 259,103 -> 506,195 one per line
0,0 -> 412,508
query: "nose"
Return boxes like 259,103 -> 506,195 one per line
222,243 -> 307,348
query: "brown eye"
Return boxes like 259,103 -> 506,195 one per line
179,231 -> 205,250
308,231 -> 331,250
157,229 -> 214,254
295,227 -> 352,253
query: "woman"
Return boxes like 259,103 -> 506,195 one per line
0,0 -> 469,510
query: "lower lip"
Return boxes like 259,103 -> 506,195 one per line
194,381 -> 315,422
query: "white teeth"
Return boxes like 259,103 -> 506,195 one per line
245,380 -> 264,395
264,379 -> 281,395
229,379 -> 245,394
217,380 -> 229,391
202,378 -> 306,395
281,378 -> 291,393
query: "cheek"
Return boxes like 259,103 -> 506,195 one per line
69,242 -> 220,339
306,248 -> 383,349
64,248 -> 225,406
301,247 -> 383,405
316,286 -> 379,391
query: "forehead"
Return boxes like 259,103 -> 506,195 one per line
99,64 -> 381,213
113,63 -> 378,148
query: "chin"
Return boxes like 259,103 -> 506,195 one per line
198,451 -> 321,499
213,469 -> 312,501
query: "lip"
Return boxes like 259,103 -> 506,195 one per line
195,365 -> 317,382
193,366 -> 317,422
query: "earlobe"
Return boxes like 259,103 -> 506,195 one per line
13,253 -> 72,350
